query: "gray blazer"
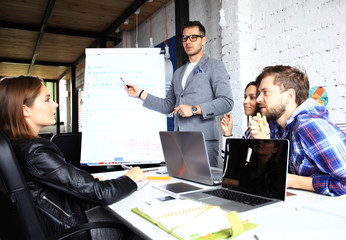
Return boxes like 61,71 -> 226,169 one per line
143,55 -> 233,140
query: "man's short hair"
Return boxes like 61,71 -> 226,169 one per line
255,65 -> 310,106
183,21 -> 206,36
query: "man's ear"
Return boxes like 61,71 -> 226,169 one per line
202,36 -> 207,46
286,88 -> 296,104
23,104 -> 31,118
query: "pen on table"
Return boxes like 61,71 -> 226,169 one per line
120,77 -> 130,88
241,219 -> 250,224
142,168 -> 159,173
121,164 -> 132,170
146,176 -> 171,180
256,112 -> 267,139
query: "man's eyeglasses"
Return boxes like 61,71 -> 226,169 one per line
181,34 -> 204,42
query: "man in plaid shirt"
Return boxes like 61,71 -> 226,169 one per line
250,65 -> 346,196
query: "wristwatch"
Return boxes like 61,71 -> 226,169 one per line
191,105 -> 198,115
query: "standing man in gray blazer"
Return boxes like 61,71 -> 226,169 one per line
126,21 -> 233,167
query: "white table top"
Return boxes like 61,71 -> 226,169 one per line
94,167 -> 346,240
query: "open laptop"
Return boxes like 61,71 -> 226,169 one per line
181,138 -> 289,213
159,131 -> 223,186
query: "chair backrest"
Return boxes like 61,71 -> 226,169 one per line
0,131 -> 47,240
38,132 -> 54,140
51,132 -> 82,168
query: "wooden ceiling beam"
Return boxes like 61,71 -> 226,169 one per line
0,21 -> 102,38
27,0 -> 56,75
0,58 -> 71,67
57,68 -> 71,82
45,26 -> 101,38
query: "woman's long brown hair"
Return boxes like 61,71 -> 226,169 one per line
0,76 -> 43,139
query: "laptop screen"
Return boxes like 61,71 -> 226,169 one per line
223,139 -> 289,201
159,131 -> 218,186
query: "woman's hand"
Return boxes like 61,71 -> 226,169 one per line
125,167 -> 145,182
221,113 -> 233,137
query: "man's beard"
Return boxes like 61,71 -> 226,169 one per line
265,103 -> 286,121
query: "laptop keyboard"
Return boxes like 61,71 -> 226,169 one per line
204,189 -> 272,206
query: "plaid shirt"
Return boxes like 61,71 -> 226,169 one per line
270,99 -> 346,196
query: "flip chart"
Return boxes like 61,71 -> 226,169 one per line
81,48 -> 166,165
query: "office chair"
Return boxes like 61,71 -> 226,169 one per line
50,132 -> 82,168
50,132 -> 113,173
0,130 -> 129,240
38,132 -> 54,140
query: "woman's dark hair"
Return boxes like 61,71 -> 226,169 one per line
244,81 -> 259,117
244,81 -> 257,92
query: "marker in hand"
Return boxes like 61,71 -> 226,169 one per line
120,77 -> 130,88
257,112 -> 267,139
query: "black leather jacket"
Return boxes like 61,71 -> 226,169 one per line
11,138 -> 137,236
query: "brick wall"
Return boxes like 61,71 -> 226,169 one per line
222,0 -> 346,135
131,0 -> 346,136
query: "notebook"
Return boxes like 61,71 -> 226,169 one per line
181,138 -> 289,213
132,199 -> 257,240
159,131 -> 223,186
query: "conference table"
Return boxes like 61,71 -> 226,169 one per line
94,167 -> 346,240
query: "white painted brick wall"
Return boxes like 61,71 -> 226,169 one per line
189,0 -> 222,60
222,0 -> 346,129
130,0 -> 346,136
129,0 -> 175,48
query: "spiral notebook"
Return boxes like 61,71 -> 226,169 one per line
132,199 -> 257,240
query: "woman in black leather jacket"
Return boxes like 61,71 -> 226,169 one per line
0,76 -> 145,238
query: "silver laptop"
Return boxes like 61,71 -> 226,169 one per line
181,138 -> 289,213
159,131 -> 223,186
